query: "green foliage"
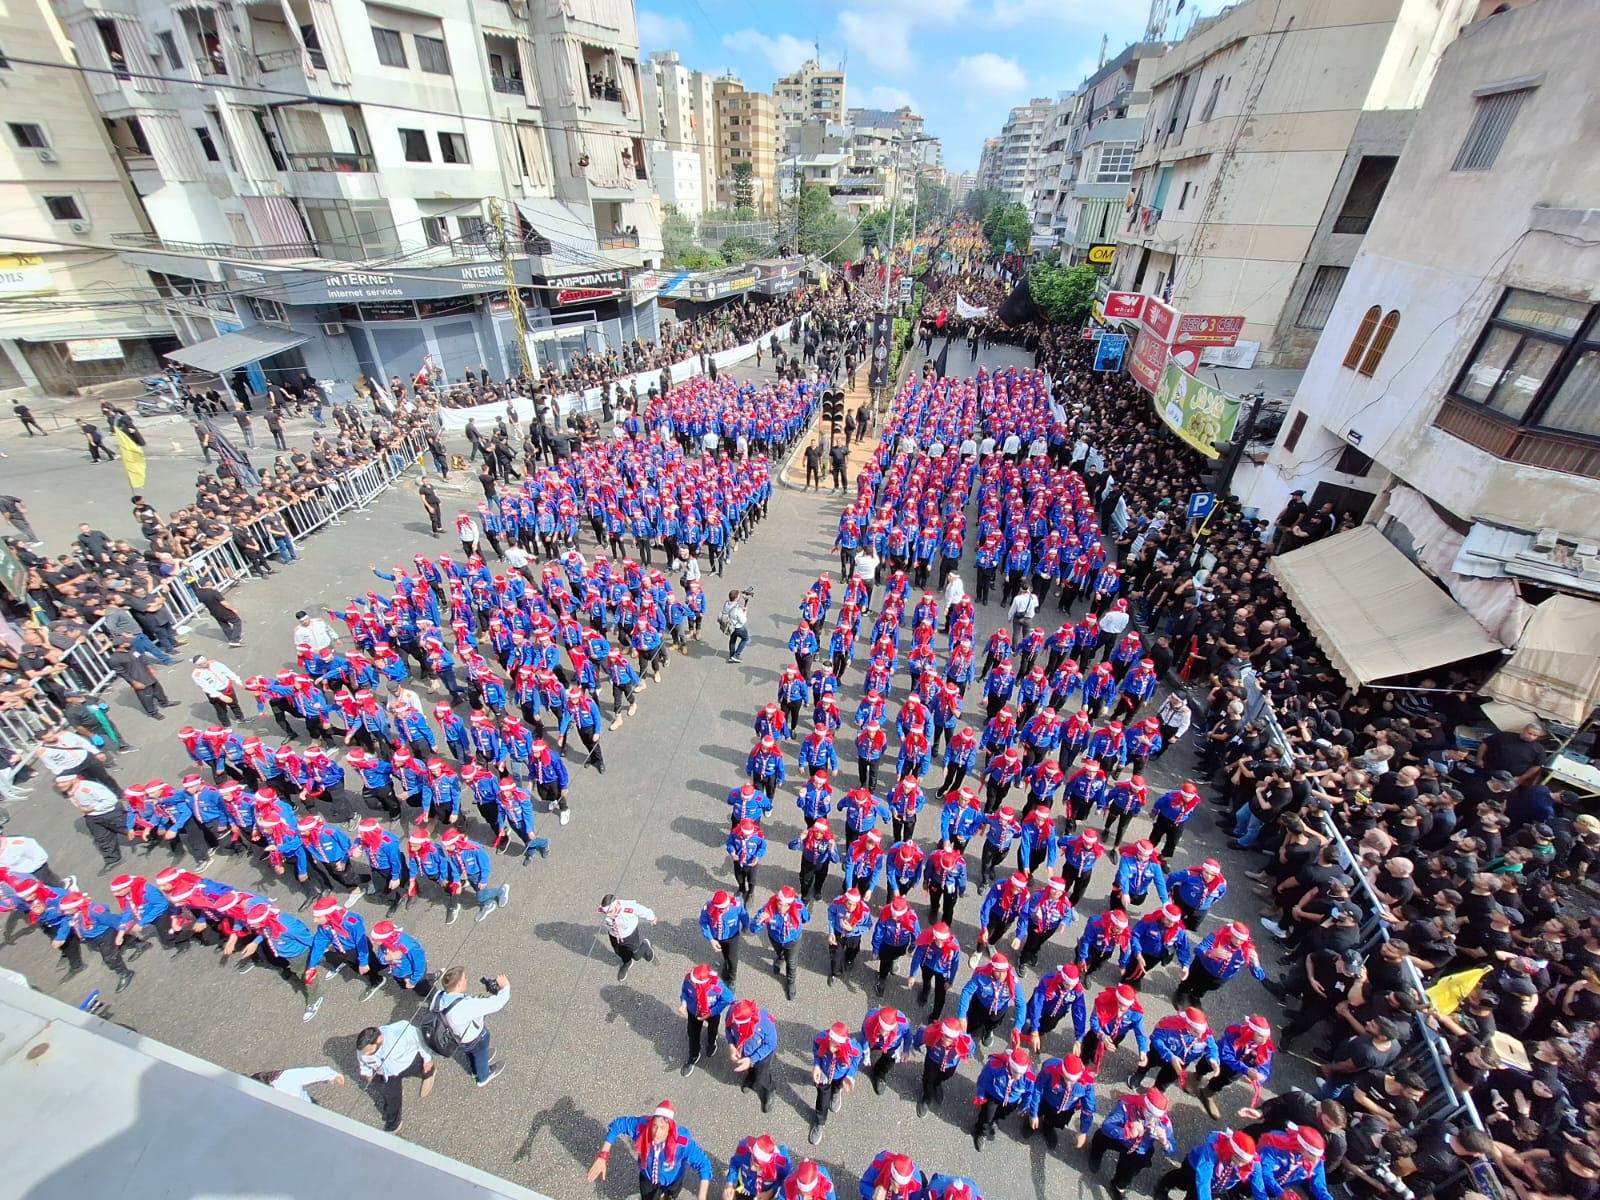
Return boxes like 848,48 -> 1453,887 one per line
916,177 -> 951,220
982,201 -> 1032,253
796,185 -> 860,266
1028,261 -> 1098,325
856,207 -> 895,252
964,186 -> 1003,222
660,206 -> 697,267
731,161 -> 754,211
719,235 -> 765,266
677,248 -> 726,271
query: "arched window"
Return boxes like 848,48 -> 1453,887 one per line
1343,305 -> 1381,369
1358,310 -> 1400,376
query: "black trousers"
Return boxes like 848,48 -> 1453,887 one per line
920,1057 -> 956,1105
974,1098 -> 1020,1139
83,808 -> 125,866
685,1012 -> 722,1063
828,937 -> 861,979
798,860 -> 830,902
917,968 -> 951,1019
813,1078 -> 846,1124
738,1054 -> 773,1105
1089,1129 -> 1153,1192
1174,967 -> 1225,1005
207,692 -> 245,725
370,1056 -> 431,1131
59,930 -> 129,974
713,934 -> 740,983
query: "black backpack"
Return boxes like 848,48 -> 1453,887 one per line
418,992 -> 463,1056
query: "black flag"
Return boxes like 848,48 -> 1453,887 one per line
932,338 -> 950,379
997,278 -> 1037,327
868,312 -> 894,390
199,415 -> 261,487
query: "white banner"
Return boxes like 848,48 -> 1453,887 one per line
955,293 -> 988,319
437,320 -> 794,433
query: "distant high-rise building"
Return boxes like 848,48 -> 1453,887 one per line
948,171 -> 977,207
642,51 -> 717,218
714,77 -> 779,213
775,59 -> 847,155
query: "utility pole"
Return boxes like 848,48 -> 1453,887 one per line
880,135 -> 902,312
487,197 -> 536,382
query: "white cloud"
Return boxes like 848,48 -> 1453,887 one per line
637,10 -> 694,51
837,10 -> 915,74
722,29 -> 815,75
861,85 -> 916,110
952,52 -> 1026,95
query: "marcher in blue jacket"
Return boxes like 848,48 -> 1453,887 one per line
677,963 -> 735,1077
972,1046 -> 1039,1151
699,890 -> 749,983
591,1102 -> 715,1200
1029,1053 -> 1098,1150
1156,1130 -> 1262,1200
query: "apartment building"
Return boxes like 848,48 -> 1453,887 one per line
641,49 -> 716,219
983,99 -> 1052,207
49,0 -> 663,390
713,77 -> 778,214
1238,0 -> 1600,719
948,170 -> 976,208
0,0 -> 174,396
1111,0 -> 1474,367
774,58 -> 845,155
975,138 -> 1002,194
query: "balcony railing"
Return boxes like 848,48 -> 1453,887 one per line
287,151 -> 375,173
599,231 -> 640,250
112,232 -> 318,261
491,73 -> 526,95
257,46 -> 328,71
1435,394 -> 1600,480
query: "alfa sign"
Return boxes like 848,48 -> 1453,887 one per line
1141,296 -> 1179,343
1087,244 -> 1117,265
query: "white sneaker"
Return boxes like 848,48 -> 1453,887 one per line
302,997 -> 324,1022
497,883 -> 511,909
474,902 -> 496,924
559,809 -> 570,826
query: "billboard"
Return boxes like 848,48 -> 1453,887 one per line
868,312 -> 894,389
1154,358 -> 1241,458
1142,296 -> 1179,342
1175,313 -> 1246,347
1127,328 -> 1170,393
1102,291 -> 1146,322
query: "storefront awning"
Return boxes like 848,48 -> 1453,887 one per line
164,325 -> 310,374
1484,594 -> 1600,726
1273,526 -> 1504,688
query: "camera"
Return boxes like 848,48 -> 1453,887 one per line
740,586 -> 756,598
481,975 -> 502,995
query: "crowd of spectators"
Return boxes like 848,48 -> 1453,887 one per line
1027,324 -> 1600,1200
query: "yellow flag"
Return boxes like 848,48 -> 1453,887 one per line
1426,966 -> 1492,1016
115,427 -> 147,490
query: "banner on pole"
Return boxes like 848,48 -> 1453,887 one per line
1093,333 -> 1128,372
955,293 -> 989,319
1154,358 -> 1241,458
868,312 -> 894,390
115,427 -> 147,489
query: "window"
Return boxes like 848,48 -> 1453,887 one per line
1451,288 -> 1600,436
247,296 -> 288,323
1358,311 -> 1400,377
372,26 -> 407,68
9,122 -> 48,149
424,216 -> 449,246
458,215 -> 487,244
1334,156 -> 1397,235
1198,76 -> 1223,123
1093,143 -> 1135,185
414,35 -> 450,75
1343,305 -> 1381,369
157,30 -> 182,71
400,128 -> 431,162
193,125 -> 220,162
437,131 -> 468,163
1296,265 -> 1348,330
1453,86 -> 1533,171
1177,182 -> 1192,210
1334,444 -> 1373,476
44,195 -> 83,221
1281,411 -> 1307,454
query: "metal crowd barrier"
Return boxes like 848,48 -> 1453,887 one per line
8,431 -> 431,765
1240,671 -> 1492,1136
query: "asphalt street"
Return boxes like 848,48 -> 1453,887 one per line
0,341 -> 1312,1199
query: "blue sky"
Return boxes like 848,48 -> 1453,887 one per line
634,0 -> 1232,171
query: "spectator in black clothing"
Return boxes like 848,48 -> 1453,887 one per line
192,581 -> 244,646
106,637 -> 176,718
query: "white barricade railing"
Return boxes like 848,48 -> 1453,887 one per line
17,432 -> 433,763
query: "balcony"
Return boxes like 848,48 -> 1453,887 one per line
492,73 -> 526,95
257,46 -> 327,72
287,151 -> 374,173
112,232 -> 316,262
599,231 -> 639,249
1435,395 -> 1600,481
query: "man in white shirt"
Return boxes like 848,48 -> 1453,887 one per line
940,570 -> 966,621
1096,602 -> 1131,661
958,435 -> 979,458
600,893 -> 657,981
36,728 -> 122,796
59,775 -> 125,869
253,1064 -> 346,1103
853,546 -> 881,611
978,434 -> 998,458
292,610 -> 340,655
356,1021 -> 435,1133
430,965 -> 511,1086
1001,432 -> 1022,460
191,655 -> 245,724
1008,581 -> 1041,642
0,835 -> 63,887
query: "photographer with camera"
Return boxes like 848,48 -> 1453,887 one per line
427,965 -> 510,1087
720,588 -> 752,664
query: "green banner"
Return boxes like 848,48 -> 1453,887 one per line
1154,358 -> 1241,458
0,540 -> 26,601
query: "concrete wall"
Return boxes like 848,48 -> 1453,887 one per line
1244,0 -> 1600,538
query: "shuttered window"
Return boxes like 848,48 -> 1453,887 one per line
1343,305 -> 1381,369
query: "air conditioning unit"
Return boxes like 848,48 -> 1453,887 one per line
1534,527 -> 1561,552
36,148 -> 59,163
68,220 -> 91,234
321,322 -> 346,336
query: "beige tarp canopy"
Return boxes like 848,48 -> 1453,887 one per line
1484,593 -> 1600,725
1273,526 -> 1504,689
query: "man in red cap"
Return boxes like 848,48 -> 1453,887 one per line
913,1016 -> 974,1119
1154,1129 -> 1261,1200
971,1044 -> 1038,1151
589,1100 -> 714,1200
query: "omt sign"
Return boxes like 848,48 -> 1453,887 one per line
1087,244 -> 1117,265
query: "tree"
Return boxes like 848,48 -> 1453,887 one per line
1028,261 -> 1098,325
731,161 -> 754,212
982,201 -> 1032,254
916,177 -> 951,221
660,206 -> 697,267
964,186 -> 1002,222
796,185 -> 861,266
857,207 -> 895,253
719,234 -> 765,266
